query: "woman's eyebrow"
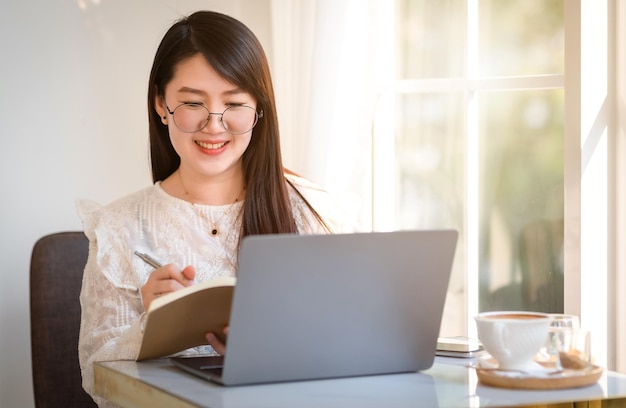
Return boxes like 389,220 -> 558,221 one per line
177,86 -> 206,96
176,86 -> 247,97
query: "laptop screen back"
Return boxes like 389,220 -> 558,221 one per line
218,230 -> 457,386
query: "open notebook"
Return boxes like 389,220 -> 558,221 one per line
171,229 -> 458,386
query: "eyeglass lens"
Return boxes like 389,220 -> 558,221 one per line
171,104 -> 259,134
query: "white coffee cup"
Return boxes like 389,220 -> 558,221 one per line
474,311 -> 552,370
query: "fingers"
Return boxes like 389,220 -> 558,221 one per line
181,265 -> 196,283
205,332 -> 226,355
155,264 -> 194,287
205,326 -> 228,355
141,264 -> 196,311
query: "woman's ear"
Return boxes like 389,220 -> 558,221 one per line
155,95 -> 168,124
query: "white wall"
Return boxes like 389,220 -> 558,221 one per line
0,1 -> 272,406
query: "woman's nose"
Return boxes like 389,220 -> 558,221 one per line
202,112 -> 224,133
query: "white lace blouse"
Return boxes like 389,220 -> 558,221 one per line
76,174 -> 354,407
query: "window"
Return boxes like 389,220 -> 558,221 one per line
385,0 -> 565,336
286,0 -> 615,368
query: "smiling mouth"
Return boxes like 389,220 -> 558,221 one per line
195,140 -> 227,150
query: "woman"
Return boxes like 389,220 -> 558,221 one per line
77,11 -> 351,406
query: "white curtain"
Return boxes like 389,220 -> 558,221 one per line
269,0 -> 316,174
270,0 -> 392,229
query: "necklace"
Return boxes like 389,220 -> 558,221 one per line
178,170 -> 244,237
197,201 -> 241,236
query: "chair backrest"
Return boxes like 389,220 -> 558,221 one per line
30,231 -> 97,408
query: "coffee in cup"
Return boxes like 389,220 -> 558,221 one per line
474,311 -> 552,370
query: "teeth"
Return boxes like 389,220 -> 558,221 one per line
196,140 -> 226,150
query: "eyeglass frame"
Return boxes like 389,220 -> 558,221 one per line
165,102 -> 264,135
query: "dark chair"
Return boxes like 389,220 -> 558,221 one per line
30,232 -> 97,408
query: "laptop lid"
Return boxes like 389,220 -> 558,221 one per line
173,230 -> 457,386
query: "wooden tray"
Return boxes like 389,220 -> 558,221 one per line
475,365 -> 603,390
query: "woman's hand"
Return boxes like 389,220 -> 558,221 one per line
141,264 -> 196,311
205,326 -> 229,355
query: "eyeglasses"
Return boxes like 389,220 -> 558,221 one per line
166,103 -> 263,134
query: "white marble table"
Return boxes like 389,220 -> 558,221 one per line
94,357 -> 626,407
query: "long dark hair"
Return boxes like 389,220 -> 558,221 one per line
147,11 -> 328,237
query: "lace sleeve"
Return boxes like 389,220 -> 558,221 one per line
76,200 -> 145,406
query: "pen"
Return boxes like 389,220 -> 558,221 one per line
134,251 -> 163,269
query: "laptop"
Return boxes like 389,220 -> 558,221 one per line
171,229 -> 458,386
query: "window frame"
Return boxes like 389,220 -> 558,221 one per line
379,0 -> 619,369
